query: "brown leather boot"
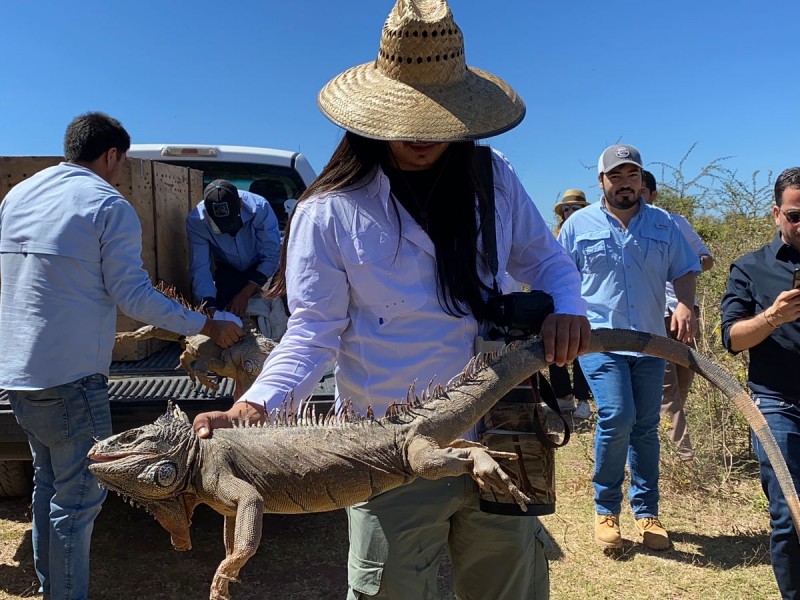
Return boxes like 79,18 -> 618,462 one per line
595,513 -> 622,549
635,517 -> 671,550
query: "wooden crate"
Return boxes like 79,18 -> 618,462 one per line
0,157 -> 62,199
0,156 -> 202,361
153,161 -> 193,299
112,158 -> 158,360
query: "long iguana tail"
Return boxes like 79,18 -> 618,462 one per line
589,328 -> 800,535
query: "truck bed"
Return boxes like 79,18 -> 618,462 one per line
0,343 -> 336,460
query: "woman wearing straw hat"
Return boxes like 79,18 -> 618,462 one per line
550,190 -> 593,420
194,1 -> 589,598
553,189 -> 590,237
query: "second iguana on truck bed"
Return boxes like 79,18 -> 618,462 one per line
115,326 -> 275,400
88,329 -> 800,600
115,282 -> 277,399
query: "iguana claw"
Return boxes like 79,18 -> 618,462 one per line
210,572 -> 240,600
469,448 -> 531,510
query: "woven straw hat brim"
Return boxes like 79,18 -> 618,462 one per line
318,61 -> 526,142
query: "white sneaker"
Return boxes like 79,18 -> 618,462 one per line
573,400 -> 592,420
556,396 -> 575,413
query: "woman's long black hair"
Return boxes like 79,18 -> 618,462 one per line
267,131 -> 493,321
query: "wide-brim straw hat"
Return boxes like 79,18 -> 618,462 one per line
554,189 -> 589,217
318,0 -> 526,142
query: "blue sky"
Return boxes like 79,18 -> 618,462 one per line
1,0 -> 797,223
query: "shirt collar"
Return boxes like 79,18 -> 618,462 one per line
238,192 -> 257,224
369,165 -> 389,201
370,164 -> 436,256
599,196 -> 645,224
773,232 -> 800,261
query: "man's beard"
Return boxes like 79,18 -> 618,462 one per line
603,188 -> 639,210
606,195 -> 639,210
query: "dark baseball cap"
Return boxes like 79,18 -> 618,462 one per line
203,180 -> 243,235
597,144 -> 642,175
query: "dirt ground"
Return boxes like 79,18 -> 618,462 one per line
0,494 -> 457,599
1,495 -> 348,599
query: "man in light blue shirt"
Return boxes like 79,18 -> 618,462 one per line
0,112 -> 243,600
559,144 -> 699,552
186,180 -> 280,317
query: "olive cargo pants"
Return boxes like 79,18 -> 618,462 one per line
345,475 -> 549,599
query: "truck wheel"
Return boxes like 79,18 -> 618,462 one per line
0,460 -> 33,498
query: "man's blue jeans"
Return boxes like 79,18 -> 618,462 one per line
8,374 -> 112,600
752,396 -> 800,599
579,352 -> 666,517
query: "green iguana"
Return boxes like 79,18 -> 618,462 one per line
115,282 -> 276,400
115,326 -> 275,400
88,329 -> 800,600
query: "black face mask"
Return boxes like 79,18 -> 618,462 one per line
205,198 -> 243,235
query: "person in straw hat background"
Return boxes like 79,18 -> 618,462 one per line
553,189 -> 590,237
549,189 -> 593,420
194,1 -> 589,597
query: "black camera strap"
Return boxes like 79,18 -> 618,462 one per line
474,146 -> 571,434
531,375 -> 571,447
474,145 -> 500,296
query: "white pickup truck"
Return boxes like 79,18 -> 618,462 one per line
0,144 -> 329,497
126,143 -> 317,230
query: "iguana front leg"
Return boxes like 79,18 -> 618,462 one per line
179,356 -> 221,393
192,357 -> 233,393
208,478 -> 265,600
194,356 -> 254,400
406,436 -> 531,510
115,325 -> 181,342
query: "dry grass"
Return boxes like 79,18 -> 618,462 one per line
540,417 -> 776,600
0,416 -> 778,600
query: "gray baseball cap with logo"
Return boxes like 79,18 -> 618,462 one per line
597,144 -> 642,174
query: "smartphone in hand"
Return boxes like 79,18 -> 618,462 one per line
793,267 -> 800,290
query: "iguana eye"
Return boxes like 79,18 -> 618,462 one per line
139,462 -> 178,487
244,360 -> 256,374
119,430 -> 140,444
155,462 -> 178,487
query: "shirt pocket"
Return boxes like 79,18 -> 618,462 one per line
575,231 -> 611,274
340,225 -> 426,318
642,226 -> 671,273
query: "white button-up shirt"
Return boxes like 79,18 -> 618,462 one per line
240,149 -> 586,414
665,213 -> 710,314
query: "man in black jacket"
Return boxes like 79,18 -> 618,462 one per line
721,167 -> 800,599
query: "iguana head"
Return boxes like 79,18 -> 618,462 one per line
88,403 -> 199,550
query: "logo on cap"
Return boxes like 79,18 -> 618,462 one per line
615,147 -> 630,158
211,202 -> 231,218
